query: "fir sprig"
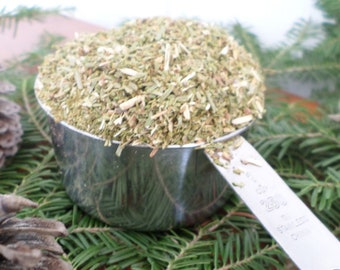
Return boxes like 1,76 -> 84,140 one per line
230,6 -> 340,98
0,5 -> 74,36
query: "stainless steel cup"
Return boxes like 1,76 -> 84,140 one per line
45,115 -> 234,231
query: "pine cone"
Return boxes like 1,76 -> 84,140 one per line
0,194 -> 72,269
0,67 -> 23,168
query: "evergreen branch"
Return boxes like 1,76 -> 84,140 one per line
289,169 -> 340,211
316,0 -> 340,21
207,200 -> 245,233
165,200 -> 283,269
12,147 -> 55,193
166,230 -> 205,270
279,172 -> 308,180
217,243 -> 280,270
267,19 -> 321,69
263,62 -> 340,75
315,34 -> 340,58
228,22 -> 263,64
0,6 -> 74,36
252,131 -> 322,140
21,79 -> 51,143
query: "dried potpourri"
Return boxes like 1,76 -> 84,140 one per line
35,17 -> 265,150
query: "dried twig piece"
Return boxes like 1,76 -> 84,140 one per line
231,115 -> 253,125
241,157 -> 262,167
119,95 -> 144,111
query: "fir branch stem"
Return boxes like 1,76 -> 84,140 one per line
166,230 -> 203,270
255,132 -> 322,140
280,173 -> 308,179
263,63 -> 340,75
21,79 -> 51,143
253,132 -> 339,145
0,6 -> 74,37
300,180 -> 340,189
217,243 -> 280,270
296,153 -> 324,178
12,148 -> 55,195
266,18 -> 318,69
166,201 -> 246,269
207,201 -> 245,233
230,211 -> 256,219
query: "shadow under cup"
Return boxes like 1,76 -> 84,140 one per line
49,118 -> 232,231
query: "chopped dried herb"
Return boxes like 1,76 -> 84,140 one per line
35,17 -> 266,149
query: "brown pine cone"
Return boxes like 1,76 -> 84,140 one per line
0,194 -> 72,269
0,68 -> 23,168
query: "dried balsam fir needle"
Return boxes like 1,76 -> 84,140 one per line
35,17 -> 266,151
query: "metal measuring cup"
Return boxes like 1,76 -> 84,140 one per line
35,79 -> 340,269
